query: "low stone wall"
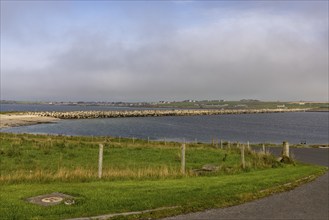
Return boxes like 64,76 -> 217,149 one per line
26,108 -> 309,119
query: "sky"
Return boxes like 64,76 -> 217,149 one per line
1,1 -> 328,102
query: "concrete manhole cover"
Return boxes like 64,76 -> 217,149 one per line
41,197 -> 63,203
27,192 -> 74,206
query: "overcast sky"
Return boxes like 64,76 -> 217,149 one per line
1,1 -> 328,102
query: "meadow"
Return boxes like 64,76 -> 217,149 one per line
154,100 -> 328,110
0,132 -> 326,219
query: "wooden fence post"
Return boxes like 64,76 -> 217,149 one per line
282,141 -> 289,157
98,144 -> 104,179
181,144 -> 186,175
262,144 -> 265,153
241,144 -> 245,169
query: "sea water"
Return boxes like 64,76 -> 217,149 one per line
1,112 -> 328,144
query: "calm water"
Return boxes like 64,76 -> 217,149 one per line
1,112 -> 328,144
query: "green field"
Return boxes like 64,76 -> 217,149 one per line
1,100 -> 328,112
154,100 -> 329,110
0,133 -> 327,219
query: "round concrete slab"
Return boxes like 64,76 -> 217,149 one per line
41,197 -> 63,203
26,192 -> 73,206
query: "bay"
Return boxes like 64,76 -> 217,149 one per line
1,112 -> 328,144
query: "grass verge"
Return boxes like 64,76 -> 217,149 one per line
0,165 -> 326,220
0,132 -> 327,219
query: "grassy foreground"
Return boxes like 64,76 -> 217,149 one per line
0,165 -> 326,220
0,133 -> 327,219
0,133 -> 282,182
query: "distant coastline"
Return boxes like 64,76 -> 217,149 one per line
1,100 -> 328,111
305,109 -> 329,112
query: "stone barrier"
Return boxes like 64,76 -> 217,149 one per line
26,108 -> 309,119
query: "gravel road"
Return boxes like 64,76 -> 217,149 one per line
161,148 -> 329,220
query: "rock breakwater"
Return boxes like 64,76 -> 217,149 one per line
26,109 -> 309,119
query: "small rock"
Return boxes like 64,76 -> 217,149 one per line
202,164 -> 218,171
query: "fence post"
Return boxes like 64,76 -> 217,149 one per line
262,144 -> 265,153
220,140 -> 223,149
98,144 -> 104,179
228,141 -> 231,149
282,141 -> 289,157
181,143 -> 186,175
247,141 -> 250,150
241,144 -> 245,169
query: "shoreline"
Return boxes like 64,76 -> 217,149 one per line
0,114 -> 59,128
1,128 -> 328,147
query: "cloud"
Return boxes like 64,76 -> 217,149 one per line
1,1 -> 328,101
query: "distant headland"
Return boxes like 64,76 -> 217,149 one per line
1,99 -> 328,111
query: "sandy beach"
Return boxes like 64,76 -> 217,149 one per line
0,114 -> 59,128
